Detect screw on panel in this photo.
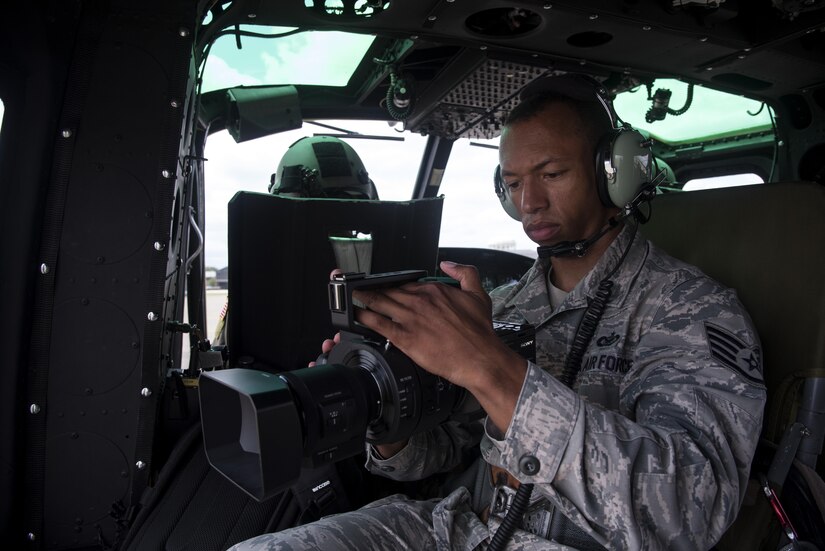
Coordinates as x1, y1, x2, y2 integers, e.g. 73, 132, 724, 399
141, 388, 152, 398
162, 169, 172, 179
29, 404, 41, 414
61, 129, 72, 138
40, 263, 49, 275
642, 25, 652, 31
154, 241, 165, 251
248, 13, 257, 18
543, 3, 553, 9
589, 14, 599, 20
170, 99, 180, 108
427, 15, 437, 21
136, 461, 146, 470
178, 27, 189, 37
699, 36, 709, 42
147, 312, 158, 321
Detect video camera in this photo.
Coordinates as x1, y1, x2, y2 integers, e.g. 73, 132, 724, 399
199, 270, 535, 501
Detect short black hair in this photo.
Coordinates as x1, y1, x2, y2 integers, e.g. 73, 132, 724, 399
504, 92, 613, 150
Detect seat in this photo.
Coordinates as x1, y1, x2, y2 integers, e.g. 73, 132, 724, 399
639, 181, 825, 548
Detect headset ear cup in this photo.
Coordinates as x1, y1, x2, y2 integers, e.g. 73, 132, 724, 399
595, 129, 652, 208
494, 165, 521, 221
605, 129, 653, 208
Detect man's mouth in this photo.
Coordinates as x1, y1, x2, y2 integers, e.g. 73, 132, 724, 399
524, 222, 559, 243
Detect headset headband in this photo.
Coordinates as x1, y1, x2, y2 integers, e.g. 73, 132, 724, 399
519, 74, 617, 130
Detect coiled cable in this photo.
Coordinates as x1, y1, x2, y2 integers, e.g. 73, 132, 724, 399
487, 483, 535, 551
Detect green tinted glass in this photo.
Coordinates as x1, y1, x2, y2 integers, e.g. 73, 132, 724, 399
201, 26, 375, 93
614, 79, 773, 145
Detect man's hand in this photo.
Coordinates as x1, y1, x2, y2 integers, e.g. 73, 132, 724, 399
353, 261, 528, 433
310, 268, 409, 457
308, 332, 340, 367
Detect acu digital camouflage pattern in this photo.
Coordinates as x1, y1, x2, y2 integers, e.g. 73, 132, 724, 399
229, 224, 766, 551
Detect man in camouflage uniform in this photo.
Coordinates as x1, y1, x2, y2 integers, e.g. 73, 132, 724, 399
229, 76, 765, 550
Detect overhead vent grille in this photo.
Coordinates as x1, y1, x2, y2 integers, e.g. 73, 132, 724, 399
410, 58, 552, 140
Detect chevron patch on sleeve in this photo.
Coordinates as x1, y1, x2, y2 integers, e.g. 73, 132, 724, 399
704, 322, 762, 384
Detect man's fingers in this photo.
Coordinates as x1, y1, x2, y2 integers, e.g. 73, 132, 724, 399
320, 338, 337, 354
354, 307, 396, 340
311, 332, 342, 367
439, 261, 484, 295
352, 288, 405, 318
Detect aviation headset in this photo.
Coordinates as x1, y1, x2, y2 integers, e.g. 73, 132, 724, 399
494, 74, 653, 221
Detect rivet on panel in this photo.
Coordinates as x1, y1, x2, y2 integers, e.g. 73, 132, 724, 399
40, 263, 49, 275
162, 170, 172, 179
147, 312, 158, 321
136, 460, 147, 470
170, 99, 180, 108
61, 129, 72, 138
141, 388, 152, 398
178, 27, 189, 37
154, 241, 166, 251
29, 404, 41, 414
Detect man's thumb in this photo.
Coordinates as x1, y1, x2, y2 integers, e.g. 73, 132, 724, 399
439, 261, 483, 293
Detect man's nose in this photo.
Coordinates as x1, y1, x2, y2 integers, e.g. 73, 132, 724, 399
518, 176, 548, 214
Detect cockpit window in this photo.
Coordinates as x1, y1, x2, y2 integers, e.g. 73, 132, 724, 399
203, 120, 426, 270
201, 26, 376, 93
613, 79, 774, 145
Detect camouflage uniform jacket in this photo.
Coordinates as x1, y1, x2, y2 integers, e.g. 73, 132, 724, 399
366, 225, 766, 550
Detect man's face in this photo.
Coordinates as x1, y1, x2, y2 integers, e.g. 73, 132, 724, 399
498, 102, 614, 246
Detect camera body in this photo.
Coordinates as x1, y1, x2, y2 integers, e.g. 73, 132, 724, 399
199, 270, 534, 501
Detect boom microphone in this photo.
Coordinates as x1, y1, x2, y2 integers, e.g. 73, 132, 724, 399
537, 183, 657, 259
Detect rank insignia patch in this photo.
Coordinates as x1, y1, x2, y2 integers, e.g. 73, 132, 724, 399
705, 322, 762, 384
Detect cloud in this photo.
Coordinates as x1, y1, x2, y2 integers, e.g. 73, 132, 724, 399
201, 53, 265, 93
